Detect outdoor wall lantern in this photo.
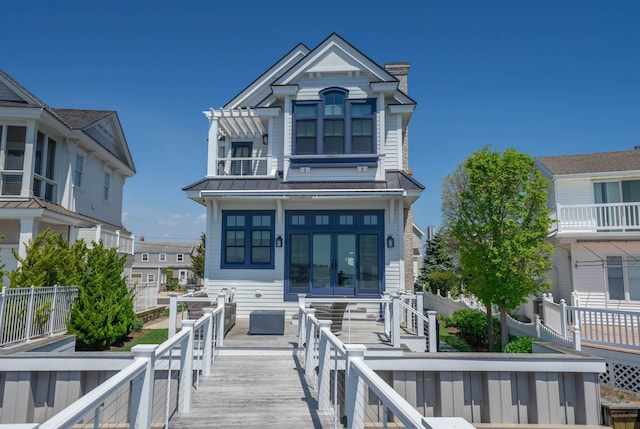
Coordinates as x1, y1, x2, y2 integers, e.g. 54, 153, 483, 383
275, 235, 283, 247
386, 235, 394, 248
262, 133, 269, 145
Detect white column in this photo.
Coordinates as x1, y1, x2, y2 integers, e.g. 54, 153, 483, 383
316, 321, 333, 411
206, 113, 219, 176
21, 123, 36, 198
202, 308, 214, 376
179, 320, 195, 413
344, 344, 367, 429
168, 294, 178, 338
131, 344, 157, 429
18, 217, 39, 259
391, 295, 401, 347
216, 292, 226, 347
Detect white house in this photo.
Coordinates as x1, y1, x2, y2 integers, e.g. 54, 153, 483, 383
184, 34, 424, 316
536, 147, 640, 311
0, 70, 136, 274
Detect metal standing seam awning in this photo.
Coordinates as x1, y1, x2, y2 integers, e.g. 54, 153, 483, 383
211, 108, 267, 139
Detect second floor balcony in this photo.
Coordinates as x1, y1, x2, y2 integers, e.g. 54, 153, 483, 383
555, 202, 640, 234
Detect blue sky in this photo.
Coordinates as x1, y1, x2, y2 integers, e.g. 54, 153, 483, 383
3, 1, 639, 242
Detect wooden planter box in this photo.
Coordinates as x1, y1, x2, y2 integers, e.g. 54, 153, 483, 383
602, 402, 640, 429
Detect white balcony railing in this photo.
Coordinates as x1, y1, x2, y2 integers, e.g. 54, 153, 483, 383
216, 156, 272, 176
556, 202, 640, 233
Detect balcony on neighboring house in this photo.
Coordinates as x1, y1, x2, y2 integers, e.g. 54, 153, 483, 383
77, 225, 134, 254
555, 202, 640, 234
216, 155, 273, 177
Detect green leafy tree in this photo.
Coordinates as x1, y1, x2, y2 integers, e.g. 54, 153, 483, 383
67, 241, 137, 350
7, 229, 84, 288
190, 232, 205, 283
443, 146, 553, 349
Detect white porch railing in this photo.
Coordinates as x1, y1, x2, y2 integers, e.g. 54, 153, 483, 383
128, 282, 158, 313
398, 293, 438, 352
0, 302, 225, 428
541, 293, 640, 350
556, 202, 640, 233
299, 305, 475, 429
216, 156, 272, 176
0, 285, 78, 347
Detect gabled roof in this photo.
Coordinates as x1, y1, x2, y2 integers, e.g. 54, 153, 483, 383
220, 33, 415, 110
0, 70, 136, 174
536, 148, 640, 176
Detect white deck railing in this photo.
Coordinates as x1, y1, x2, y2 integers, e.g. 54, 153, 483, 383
556, 202, 640, 233
0, 285, 78, 346
0, 301, 225, 428
216, 156, 272, 176
298, 305, 475, 429
541, 293, 640, 349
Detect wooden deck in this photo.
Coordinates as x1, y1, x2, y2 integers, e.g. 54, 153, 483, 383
168, 316, 394, 428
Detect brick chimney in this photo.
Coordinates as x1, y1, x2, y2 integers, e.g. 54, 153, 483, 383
384, 62, 416, 292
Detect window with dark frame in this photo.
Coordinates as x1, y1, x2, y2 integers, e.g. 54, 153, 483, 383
293, 89, 376, 157
222, 211, 275, 268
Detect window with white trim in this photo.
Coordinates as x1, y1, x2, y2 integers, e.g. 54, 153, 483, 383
606, 256, 640, 301
159, 253, 167, 262
74, 154, 84, 188
141, 253, 149, 262
147, 273, 156, 282
177, 253, 184, 262
0, 125, 26, 195
103, 171, 110, 200
34, 131, 57, 202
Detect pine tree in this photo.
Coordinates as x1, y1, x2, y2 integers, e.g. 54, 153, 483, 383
68, 241, 137, 350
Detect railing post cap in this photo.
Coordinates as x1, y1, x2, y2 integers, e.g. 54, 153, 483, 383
132, 344, 157, 357
203, 307, 215, 314
306, 308, 316, 315
182, 320, 196, 328
344, 344, 367, 354
318, 320, 332, 329
427, 310, 437, 315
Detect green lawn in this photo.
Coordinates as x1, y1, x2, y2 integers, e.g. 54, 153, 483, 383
438, 326, 473, 352
118, 329, 168, 351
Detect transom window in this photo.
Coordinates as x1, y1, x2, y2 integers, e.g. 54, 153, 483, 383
222, 211, 275, 269
293, 88, 376, 156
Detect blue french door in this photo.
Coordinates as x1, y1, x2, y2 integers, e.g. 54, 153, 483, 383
286, 211, 383, 299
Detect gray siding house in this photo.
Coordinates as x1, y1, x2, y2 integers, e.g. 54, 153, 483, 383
130, 240, 198, 288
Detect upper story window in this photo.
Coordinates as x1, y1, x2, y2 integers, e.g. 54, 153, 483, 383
159, 253, 167, 262
595, 180, 640, 204
222, 210, 275, 269
177, 253, 184, 262
74, 154, 84, 188
0, 125, 26, 195
141, 253, 149, 262
34, 131, 57, 201
293, 89, 376, 157
103, 171, 110, 200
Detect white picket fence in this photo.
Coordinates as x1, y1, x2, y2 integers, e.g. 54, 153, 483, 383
0, 285, 79, 347
128, 282, 159, 313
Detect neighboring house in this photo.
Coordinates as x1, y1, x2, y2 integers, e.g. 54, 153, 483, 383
130, 240, 198, 288
0, 70, 136, 275
536, 147, 640, 311
184, 33, 424, 316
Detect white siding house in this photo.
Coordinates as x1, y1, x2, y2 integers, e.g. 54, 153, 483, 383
184, 34, 424, 317
536, 148, 640, 311
0, 70, 136, 276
